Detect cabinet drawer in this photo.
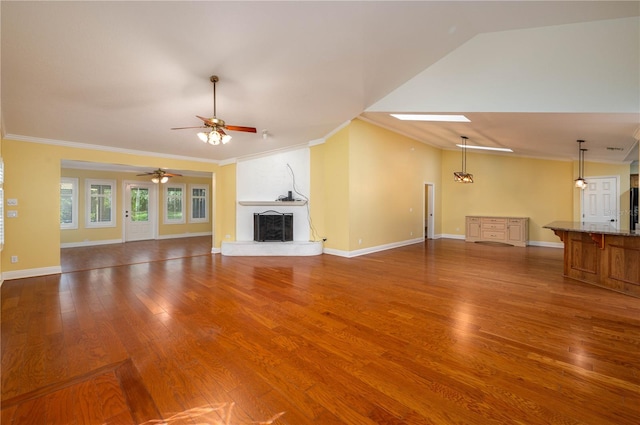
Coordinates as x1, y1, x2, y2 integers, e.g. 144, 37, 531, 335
508, 218, 523, 224
467, 216, 480, 222
482, 222, 506, 231
482, 230, 506, 240
482, 218, 506, 224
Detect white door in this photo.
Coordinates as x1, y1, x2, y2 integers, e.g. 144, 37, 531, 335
581, 176, 619, 227
124, 182, 156, 241
424, 183, 435, 239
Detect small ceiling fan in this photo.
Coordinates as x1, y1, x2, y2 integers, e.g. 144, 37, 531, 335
137, 168, 182, 184
171, 75, 257, 145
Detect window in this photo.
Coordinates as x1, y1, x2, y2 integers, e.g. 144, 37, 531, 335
86, 179, 116, 227
189, 184, 209, 223
164, 184, 185, 224
60, 177, 78, 229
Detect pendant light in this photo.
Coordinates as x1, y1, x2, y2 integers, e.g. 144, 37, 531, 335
454, 136, 474, 183
574, 140, 587, 189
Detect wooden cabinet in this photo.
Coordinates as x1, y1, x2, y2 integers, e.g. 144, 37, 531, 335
466, 216, 528, 247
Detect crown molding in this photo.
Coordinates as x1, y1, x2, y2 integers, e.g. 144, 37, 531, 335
3, 134, 220, 165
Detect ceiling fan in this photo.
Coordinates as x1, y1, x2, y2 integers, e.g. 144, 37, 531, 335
137, 168, 182, 184
171, 75, 257, 145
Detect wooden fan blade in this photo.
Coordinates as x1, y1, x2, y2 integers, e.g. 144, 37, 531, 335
196, 115, 216, 126
226, 125, 257, 133
164, 173, 183, 177
136, 173, 153, 176
171, 126, 208, 130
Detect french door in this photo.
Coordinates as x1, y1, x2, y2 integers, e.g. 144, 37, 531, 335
124, 182, 157, 241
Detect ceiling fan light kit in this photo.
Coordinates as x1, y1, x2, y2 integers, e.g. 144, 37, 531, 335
138, 168, 182, 184
454, 136, 474, 183
171, 75, 257, 146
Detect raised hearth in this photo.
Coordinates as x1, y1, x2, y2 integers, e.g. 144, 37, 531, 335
221, 241, 323, 256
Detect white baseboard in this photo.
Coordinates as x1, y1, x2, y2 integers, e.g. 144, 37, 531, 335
324, 237, 424, 258
440, 234, 465, 240
3, 266, 62, 281
61, 239, 122, 248
157, 232, 212, 240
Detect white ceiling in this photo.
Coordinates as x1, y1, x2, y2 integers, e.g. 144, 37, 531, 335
2, 1, 639, 168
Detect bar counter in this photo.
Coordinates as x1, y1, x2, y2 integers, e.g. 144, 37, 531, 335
544, 221, 640, 297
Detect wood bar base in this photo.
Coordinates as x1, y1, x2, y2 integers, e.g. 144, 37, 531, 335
551, 229, 640, 297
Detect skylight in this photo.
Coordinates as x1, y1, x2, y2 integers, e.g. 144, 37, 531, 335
391, 114, 471, 122
455, 144, 513, 152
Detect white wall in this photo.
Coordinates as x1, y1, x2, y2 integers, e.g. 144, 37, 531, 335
236, 148, 311, 241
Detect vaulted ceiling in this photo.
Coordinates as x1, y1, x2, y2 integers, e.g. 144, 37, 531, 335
2, 1, 639, 166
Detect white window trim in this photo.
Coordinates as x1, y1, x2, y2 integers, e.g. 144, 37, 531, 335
86, 179, 116, 228
189, 184, 209, 223
164, 183, 186, 224
60, 177, 79, 230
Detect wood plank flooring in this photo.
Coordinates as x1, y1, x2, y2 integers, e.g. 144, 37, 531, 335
60, 236, 213, 273
3, 239, 640, 424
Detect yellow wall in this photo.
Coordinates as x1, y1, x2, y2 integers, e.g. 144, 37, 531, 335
348, 119, 442, 251
215, 163, 236, 248
308, 119, 443, 253
1, 126, 635, 275
316, 126, 350, 250
440, 151, 630, 243
1, 138, 219, 273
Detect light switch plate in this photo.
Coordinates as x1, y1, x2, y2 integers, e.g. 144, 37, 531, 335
7, 210, 17, 218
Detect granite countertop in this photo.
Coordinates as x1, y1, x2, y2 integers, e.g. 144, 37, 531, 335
543, 221, 640, 237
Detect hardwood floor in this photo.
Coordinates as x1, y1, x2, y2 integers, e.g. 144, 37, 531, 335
3, 239, 640, 424
60, 236, 213, 273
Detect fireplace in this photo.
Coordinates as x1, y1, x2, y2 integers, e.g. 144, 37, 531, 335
254, 211, 293, 242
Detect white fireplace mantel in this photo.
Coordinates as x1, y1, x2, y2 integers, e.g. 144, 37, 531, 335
238, 200, 307, 206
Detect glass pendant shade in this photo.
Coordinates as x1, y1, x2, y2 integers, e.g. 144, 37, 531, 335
151, 177, 160, 184
575, 140, 587, 190
454, 172, 474, 183
197, 129, 232, 145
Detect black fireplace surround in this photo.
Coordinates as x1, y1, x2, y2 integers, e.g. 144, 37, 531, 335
254, 211, 293, 242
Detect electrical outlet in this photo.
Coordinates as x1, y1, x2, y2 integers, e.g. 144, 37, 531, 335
7, 199, 18, 206
10, 256, 18, 263
7, 211, 17, 218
